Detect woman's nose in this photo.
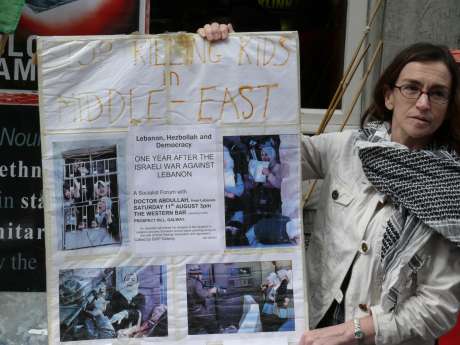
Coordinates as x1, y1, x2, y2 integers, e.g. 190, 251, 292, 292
415, 91, 431, 110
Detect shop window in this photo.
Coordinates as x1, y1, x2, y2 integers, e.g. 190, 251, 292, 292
150, 0, 368, 131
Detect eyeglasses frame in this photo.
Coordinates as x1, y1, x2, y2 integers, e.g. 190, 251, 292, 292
393, 83, 450, 105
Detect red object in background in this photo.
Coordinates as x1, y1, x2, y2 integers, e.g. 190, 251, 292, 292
439, 314, 460, 345
0, 0, 145, 92
450, 49, 460, 64
0, 92, 38, 105
18, 0, 137, 36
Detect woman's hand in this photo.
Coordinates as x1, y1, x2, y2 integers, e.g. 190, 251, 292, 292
299, 322, 355, 345
106, 209, 112, 223
225, 191, 235, 198
299, 316, 375, 345
197, 22, 234, 41
110, 310, 128, 325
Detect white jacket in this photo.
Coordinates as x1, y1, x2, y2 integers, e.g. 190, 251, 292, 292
302, 130, 460, 345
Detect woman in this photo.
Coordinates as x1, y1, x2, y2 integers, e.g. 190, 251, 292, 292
63, 178, 80, 231
300, 42, 460, 345
199, 25, 460, 345
224, 145, 247, 246
248, 140, 283, 222
94, 197, 112, 228
260, 271, 282, 332
224, 146, 245, 219
260, 143, 282, 190
107, 272, 145, 332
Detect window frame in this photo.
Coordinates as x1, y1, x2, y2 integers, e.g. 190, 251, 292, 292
300, 0, 369, 133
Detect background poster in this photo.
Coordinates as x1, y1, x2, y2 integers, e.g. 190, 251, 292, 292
0, 104, 45, 291
0, 0, 147, 93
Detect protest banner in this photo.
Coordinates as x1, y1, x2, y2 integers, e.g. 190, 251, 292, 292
38, 32, 305, 343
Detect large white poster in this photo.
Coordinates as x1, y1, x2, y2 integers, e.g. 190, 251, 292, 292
38, 33, 305, 344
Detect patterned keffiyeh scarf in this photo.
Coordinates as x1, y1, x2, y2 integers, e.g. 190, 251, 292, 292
355, 122, 460, 310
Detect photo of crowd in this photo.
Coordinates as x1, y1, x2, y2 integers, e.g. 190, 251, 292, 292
61, 146, 122, 250
186, 261, 294, 335
59, 265, 167, 341
223, 135, 300, 247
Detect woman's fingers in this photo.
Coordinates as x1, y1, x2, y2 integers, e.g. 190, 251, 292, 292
197, 23, 234, 41
219, 23, 234, 39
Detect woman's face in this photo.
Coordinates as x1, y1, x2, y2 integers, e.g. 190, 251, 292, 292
261, 149, 270, 161
98, 284, 107, 297
64, 189, 71, 199
98, 201, 106, 212
124, 273, 138, 287
386, 61, 451, 149
98, 185, 107, 197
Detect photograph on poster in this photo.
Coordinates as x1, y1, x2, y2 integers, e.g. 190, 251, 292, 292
59, 145, 122, 250
58, 265, 167, 341
186, 260, 294, 335
223, 135, 299, 248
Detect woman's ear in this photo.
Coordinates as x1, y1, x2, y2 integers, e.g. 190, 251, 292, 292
384, 86, 394, 111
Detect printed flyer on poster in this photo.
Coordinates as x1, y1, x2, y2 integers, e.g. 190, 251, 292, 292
37, 32, 306, 344
129, 125, 224, 255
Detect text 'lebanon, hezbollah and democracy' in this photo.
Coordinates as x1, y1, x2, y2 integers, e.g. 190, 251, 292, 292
134, 133, 215, 177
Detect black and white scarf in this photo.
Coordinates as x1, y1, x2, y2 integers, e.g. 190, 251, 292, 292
355, 122, 460, 311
